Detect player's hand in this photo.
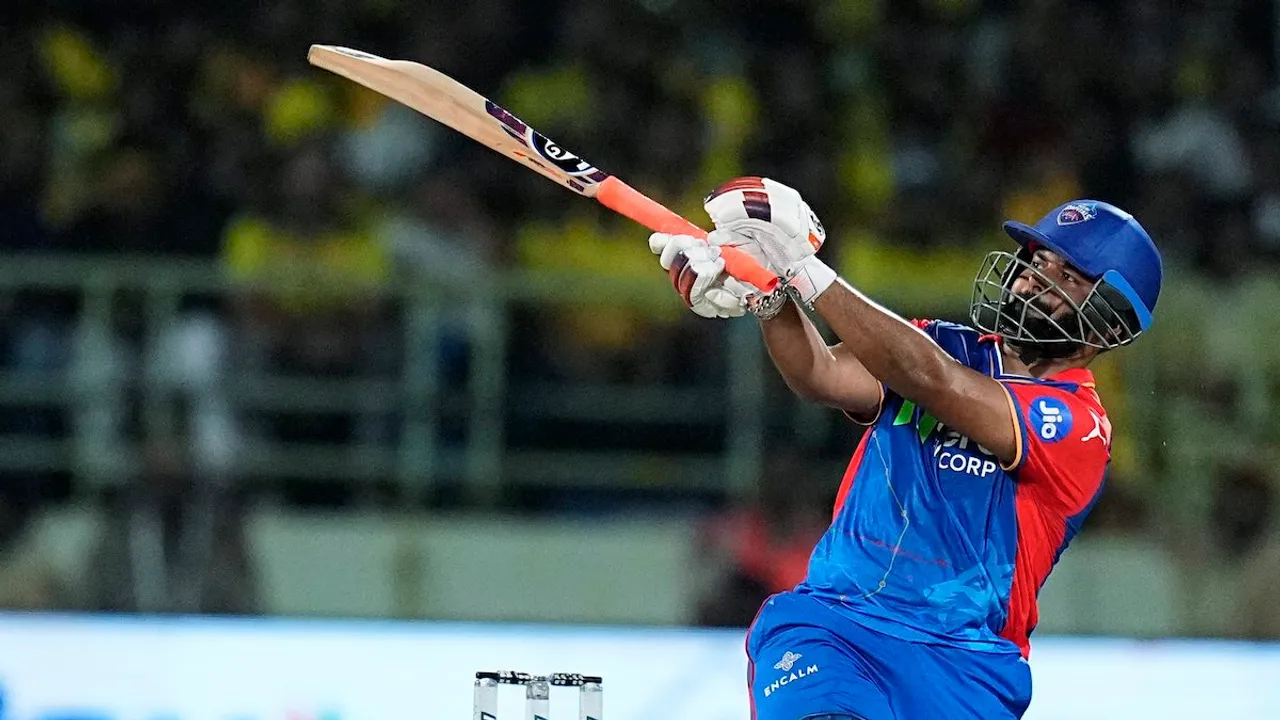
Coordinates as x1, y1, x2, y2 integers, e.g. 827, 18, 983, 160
649, 232, 757, 319
703, 176, 826, 277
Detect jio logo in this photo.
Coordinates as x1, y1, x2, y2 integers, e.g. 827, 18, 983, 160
1030, 397, 1073, 443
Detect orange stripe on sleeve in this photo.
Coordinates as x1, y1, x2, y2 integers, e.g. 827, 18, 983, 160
999, 383, 1024, 471
842, 382, 885, 426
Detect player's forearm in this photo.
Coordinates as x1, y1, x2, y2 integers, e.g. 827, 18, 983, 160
809, 280, 952, 401
758, 299, 878, 410
758, 300, 829, 400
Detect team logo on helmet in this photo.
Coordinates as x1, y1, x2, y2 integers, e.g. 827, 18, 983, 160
1056, 203, 1098, 226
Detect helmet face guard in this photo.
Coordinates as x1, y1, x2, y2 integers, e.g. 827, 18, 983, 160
969, 249, 1144, 352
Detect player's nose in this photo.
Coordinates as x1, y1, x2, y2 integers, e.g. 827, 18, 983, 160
1018, 267, 1048, 294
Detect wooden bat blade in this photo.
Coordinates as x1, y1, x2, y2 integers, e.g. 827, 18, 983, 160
307, 44, 607, 197
306, 44, 780, 293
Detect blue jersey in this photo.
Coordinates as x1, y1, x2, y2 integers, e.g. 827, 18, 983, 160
797, 320, 1112, 657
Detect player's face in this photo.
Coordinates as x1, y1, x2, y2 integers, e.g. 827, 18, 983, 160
1008, 249, 1093, 321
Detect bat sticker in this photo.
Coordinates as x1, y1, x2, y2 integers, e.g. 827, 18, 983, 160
485, 101, 607, 183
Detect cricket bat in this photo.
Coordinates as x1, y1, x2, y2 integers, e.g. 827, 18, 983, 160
306, 44, 781, 295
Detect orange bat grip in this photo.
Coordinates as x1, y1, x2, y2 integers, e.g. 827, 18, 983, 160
596, 176, 780, 292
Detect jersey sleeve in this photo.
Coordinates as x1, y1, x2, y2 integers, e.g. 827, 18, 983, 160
840, 319, 934, 426
999, 382, 1110, 512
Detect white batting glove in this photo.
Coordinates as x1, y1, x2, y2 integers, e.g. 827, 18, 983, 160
703, 176, 837, 305
649, 233, 757, 319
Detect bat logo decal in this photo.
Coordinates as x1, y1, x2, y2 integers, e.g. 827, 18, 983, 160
485, 101, 606, 182
531, 136, 591, 174
525, 130, 603, 179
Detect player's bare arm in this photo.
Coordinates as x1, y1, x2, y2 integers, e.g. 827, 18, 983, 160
807, 281, 1019, 461
757, 301, 882, 416
690, 176, 1016, 452
650, 231, 1016, 453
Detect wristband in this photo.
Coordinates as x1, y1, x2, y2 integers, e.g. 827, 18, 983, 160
784, 255, 837, 306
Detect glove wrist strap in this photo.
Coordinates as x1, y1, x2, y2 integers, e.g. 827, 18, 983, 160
784, 256, 837, 306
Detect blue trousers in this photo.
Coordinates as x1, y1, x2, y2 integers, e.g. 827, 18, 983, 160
746, 592, 1032, 720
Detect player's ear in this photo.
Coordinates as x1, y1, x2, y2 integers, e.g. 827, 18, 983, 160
1075, 343, 1103, 363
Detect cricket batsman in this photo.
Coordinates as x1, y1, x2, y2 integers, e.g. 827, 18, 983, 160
649, 177, 1162, 719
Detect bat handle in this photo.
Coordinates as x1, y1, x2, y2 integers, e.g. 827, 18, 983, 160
596, 177, 781, 293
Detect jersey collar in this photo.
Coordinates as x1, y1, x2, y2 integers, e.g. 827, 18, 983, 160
979, 333, 1097, 388
1046, 367, 1096, 388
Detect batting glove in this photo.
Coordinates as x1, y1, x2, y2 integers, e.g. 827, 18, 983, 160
649, 232, 757, 319
703, 176, 837, 306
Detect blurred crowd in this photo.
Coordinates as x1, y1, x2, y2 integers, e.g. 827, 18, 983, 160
0, 0, 1279, 634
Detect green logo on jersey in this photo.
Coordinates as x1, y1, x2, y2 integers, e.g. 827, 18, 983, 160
893, 399, 939, 442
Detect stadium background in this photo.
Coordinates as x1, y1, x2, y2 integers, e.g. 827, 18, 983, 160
2, 0, 1280, 716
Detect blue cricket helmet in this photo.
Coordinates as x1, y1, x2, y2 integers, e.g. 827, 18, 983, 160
1002, 200, 1163, 331
970, 200, 1163, 352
